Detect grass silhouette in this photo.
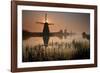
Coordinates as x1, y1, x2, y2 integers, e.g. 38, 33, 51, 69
22, 39, 90, 62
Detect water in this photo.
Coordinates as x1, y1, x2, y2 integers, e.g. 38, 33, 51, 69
22, 34, 90, 62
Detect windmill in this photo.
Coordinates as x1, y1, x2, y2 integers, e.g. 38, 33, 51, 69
36, 13, 54, 47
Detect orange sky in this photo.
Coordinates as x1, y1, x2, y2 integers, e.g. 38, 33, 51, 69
22, 10, 90, 34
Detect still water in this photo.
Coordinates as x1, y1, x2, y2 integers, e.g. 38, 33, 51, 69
22, 34, 90, 62
23, 34, 88, 47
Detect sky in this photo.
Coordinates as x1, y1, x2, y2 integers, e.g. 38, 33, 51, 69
22, 10, 90, 34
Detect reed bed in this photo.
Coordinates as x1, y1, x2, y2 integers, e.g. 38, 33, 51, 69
22, 40, 90, 62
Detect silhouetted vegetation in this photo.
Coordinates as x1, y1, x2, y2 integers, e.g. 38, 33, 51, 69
22, 39, 90, 62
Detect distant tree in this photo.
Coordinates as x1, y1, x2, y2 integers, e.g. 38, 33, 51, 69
82, 32, 90, 40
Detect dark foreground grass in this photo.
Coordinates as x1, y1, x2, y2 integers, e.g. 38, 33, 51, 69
22, 40, 90, 62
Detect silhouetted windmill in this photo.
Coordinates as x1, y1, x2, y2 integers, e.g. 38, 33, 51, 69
36, 13, 54, 47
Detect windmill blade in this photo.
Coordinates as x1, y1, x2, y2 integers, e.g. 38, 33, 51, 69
36, 22, 44, 24
48, 23, 54, 25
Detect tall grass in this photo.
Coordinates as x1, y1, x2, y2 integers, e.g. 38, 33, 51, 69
22, 40, 90, 62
